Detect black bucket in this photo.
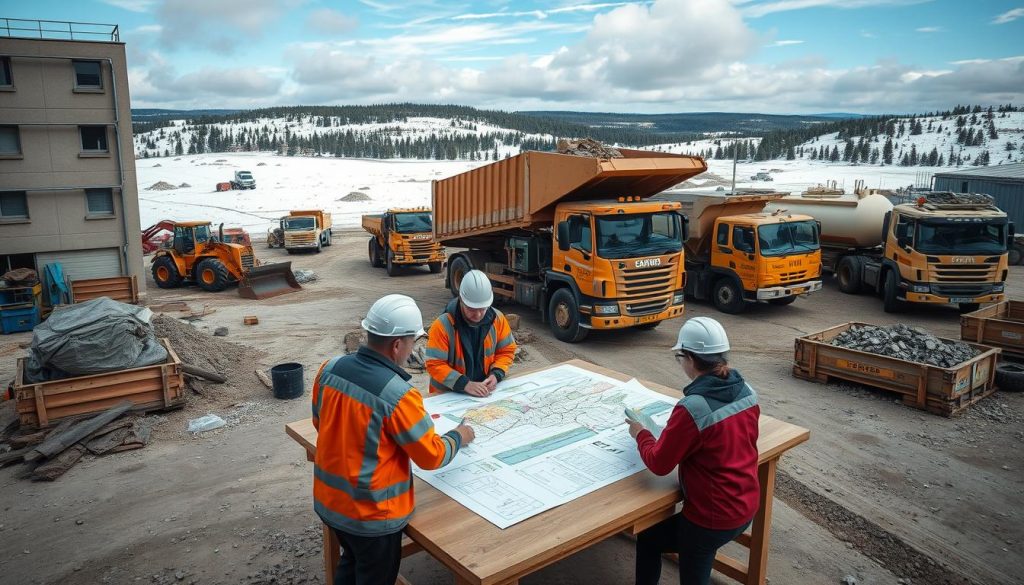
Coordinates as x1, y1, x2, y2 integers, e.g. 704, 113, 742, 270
270, 362, 304, 399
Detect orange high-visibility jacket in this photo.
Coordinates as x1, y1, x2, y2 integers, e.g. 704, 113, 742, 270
425, 300, 517, 394
312, 347, 463, 536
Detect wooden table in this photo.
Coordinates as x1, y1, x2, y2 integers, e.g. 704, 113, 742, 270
286, 359, 809, 585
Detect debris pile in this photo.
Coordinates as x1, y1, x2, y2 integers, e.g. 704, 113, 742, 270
178, 182, 191, 188
924, 191, 993, 205
146, 181, 177, 191
556, 138, 622, 159
292, 269, 318, 284
830, 324, 979, 368
339, 191, 371, 202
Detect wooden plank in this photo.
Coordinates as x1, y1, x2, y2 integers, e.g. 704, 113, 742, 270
712, 553, 749, 583
0, 446, 31, 466
745, 459, 777, 585
25, 400, 133, 462
31, 444, 87, 481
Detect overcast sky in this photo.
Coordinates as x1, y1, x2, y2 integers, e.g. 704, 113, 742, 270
9, 0, 1024, 114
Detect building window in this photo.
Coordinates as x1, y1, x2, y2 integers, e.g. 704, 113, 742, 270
0, 191, 29, 219
86, 188, 115, 216
0, 57, 11, 86
80, 126, 109, 152
0, 126, 20, 155
73, 60, 102, 88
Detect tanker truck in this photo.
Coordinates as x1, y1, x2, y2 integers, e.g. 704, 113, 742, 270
432, 149, 707, 342
656, 191, 822, 313
767, 182, 1011, 313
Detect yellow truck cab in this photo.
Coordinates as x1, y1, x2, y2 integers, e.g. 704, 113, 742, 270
283, 209, 333, 253
769, 187, 1010, 313
433, 149, 706, 343
362, 208, 446, 276
661, 192, 822, 313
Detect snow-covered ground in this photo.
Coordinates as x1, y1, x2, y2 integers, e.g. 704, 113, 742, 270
135, 153, 950, 234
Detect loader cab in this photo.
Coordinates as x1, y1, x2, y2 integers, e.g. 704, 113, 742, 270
173, 223, 212, 255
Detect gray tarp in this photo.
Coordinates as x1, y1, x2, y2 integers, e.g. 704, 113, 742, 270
24, 297, 168, 383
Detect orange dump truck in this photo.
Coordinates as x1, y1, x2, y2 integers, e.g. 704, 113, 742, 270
362, 208, 446, 276
432, 149, 707, 342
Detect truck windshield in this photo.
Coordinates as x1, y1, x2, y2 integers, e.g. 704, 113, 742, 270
596, 212, 682, 259
394, 212, 432, 233
238, 172, 253, 179
757, 221, 820, 257
285, 217, 315, 230
915, 221, 1006, 254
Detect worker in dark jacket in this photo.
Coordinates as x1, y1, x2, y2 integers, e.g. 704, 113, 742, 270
626, 317, 760, 585
312, 294, 475, 585
426, 270, 516, 396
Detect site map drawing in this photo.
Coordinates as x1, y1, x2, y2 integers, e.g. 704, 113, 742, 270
413, 364, 676, 529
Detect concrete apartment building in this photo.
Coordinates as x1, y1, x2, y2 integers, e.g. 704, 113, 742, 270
0, 19, 144, 293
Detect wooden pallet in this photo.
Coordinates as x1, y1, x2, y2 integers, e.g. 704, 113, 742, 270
961, 301, 1024, 360
793, 322, 1000, 418
70, 276, 139, 305
13, 338, 185, 428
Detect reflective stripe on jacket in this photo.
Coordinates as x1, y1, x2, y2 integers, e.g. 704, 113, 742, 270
425, 302, 517, 394
312, 346, 463, 536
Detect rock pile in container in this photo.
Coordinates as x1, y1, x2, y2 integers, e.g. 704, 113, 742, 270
556, 138, 622, 158
830, 324, 979, 368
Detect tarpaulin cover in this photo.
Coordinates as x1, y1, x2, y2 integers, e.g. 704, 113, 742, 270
24, 297, 168, 383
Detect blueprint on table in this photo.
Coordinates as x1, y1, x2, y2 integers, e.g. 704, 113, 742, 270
414, 364, 677, 529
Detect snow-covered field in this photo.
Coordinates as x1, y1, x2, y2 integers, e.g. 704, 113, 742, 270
135, 153, 949, 234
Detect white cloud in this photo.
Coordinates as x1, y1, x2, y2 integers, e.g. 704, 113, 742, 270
992, 8, 1024, 24
306, 8, 358, 35
770, 39, 805, 46
156, 0, 301, 52
129, 54, 286, 106
100, 0, 158, 12
915, 26, 942, 33
453, 3, 641, 20
742, 0, 931, 19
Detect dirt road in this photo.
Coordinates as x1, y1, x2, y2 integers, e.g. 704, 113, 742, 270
2, 230, 1021, 585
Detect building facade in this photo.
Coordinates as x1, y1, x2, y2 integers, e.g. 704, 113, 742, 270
933, 164, 1024, 226
0, 21, 144, 293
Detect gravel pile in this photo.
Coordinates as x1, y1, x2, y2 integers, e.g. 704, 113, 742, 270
925, 192, 993, 205
339, 191, 370, 202
556, 138, 622, 158
146, 181, 177, 191
830, 324, 979, 368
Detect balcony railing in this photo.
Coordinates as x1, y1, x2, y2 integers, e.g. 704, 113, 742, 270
0, 18, 119, 42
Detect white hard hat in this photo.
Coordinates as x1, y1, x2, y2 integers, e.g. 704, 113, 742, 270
672, 317, 730, 354
361, 294, 426, 337
459, 270, 493, 309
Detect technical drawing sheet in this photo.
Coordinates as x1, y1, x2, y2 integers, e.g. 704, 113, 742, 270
413, 364, 677, 529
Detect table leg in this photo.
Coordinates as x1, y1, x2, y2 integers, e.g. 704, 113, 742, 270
745, 459, 777, 585
323, 523, 340, 584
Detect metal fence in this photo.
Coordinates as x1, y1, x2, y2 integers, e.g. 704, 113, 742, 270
0, 18, 119, 42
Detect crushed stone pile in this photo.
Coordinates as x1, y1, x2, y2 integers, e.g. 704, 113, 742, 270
830, 324, 979, 368
178, 182, 191, 188
292, 269, 317, 284
146, 181, 177, 191
924, 191, 993, 205
556, 138, 622, 158
339, 191, 371, 202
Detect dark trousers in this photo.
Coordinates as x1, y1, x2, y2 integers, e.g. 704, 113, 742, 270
331, 527, 403, 585
636, 513, 750, 585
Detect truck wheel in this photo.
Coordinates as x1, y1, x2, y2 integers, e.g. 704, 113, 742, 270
959, 303, 981, 313
368, 239, 378, 266
386, 249, 398, 276
769, 296, 797, 306
837, 256, 864, 294
428, 262, 443, 274
448, 257, 471, 296
712, 278, 746, 314
548, 288, 589, 343
882, 270, 902, 313
316, 239, 323, 253
995, 362, 1024, 392
152, 256, 182, 289
195, 258, 230, 292
325, 230, 332, 247
1009, 244, 1023, 265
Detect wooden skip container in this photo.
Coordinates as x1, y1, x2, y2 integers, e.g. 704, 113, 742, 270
13, 338, 186, 428
960, 301, 1024, 359
793, 322, 1000, 417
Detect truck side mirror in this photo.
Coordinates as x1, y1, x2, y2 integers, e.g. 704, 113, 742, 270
557, 221, 570, 251
680, 214, 689, 241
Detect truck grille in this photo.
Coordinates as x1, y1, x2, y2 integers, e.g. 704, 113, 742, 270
285, 233, 316, 245
616, 257, 676, 316
407, 240, 438, 260
931, 283, 994, 296
241, 253, 254, 270
779, 270, 809, 283
930, 263, 999, 297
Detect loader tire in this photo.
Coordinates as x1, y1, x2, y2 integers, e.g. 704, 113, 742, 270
195, 258, 230, 292
995, 362, 1024, 392
152, 256, 182, 289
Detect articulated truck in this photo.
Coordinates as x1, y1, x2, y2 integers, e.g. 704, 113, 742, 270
658, 192, 823, 313
432, 149, 707, 342
767, 184, 1011, 313
362, 208, 446, 276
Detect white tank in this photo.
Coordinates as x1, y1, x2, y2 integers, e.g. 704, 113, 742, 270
765, 191, 894, 248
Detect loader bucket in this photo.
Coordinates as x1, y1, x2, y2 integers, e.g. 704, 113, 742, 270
238, 262, 301, 300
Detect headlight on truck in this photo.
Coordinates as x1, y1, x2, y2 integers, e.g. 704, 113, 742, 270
993, 283, 1004, 293
672, 292, 684, 305
594, 304, 619, 315
912, 284, 930, 293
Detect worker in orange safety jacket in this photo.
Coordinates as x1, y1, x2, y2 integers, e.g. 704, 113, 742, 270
312, 294, 475, 585
425, 270, 517, 397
